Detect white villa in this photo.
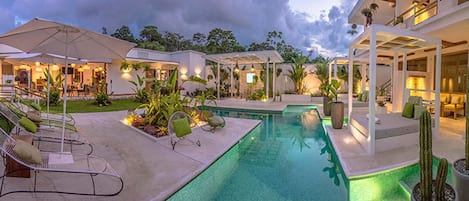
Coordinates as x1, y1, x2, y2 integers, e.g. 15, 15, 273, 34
345, 0, 469, 154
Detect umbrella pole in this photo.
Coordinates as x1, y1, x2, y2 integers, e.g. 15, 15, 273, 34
61, 32, 69, 153
47, 64, 50, 122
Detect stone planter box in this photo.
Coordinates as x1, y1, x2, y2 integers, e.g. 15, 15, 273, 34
281, 94, 310, 102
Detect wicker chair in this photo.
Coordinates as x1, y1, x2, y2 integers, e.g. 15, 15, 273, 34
168, 111, 201, 150
0, 128, 123, 197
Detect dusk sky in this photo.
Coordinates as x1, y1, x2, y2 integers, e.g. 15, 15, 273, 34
0, 0, 359, 57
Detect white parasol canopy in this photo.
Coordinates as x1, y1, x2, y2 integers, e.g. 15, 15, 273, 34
0, 18, 135, 156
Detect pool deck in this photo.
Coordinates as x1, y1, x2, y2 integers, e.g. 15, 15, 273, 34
316, 104, 465, 178
0, 110, 260, 201
1, 97, 465, 200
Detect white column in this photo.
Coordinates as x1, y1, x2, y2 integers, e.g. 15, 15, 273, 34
230, 65, 234, 97
266, 57, 270, 98
348, 50, 354, 122
392, 52, 399, 112
328, 62, 333, 83
273, 62, 276, 97
434, 43, 442, 137
333, 59, 338, 80
361, 64, 366, 92
217, 62, 220, 100
401, 52, 407, 110
369, 29, 377, 155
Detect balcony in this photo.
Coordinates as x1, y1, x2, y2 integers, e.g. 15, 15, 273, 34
386, 1, 438, 28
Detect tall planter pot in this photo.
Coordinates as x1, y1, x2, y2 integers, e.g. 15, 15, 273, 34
453, 159, 469, 201
331, 101, 344, 129
323, 96, 331, 116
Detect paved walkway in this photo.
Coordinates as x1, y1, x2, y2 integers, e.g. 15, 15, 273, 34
0, 110, 260, 201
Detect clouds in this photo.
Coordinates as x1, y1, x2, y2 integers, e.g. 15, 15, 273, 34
0, 0, 359, 57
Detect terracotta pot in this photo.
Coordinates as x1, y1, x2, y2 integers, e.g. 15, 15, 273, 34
323, 96, 331, 116
331, 101, 344, 129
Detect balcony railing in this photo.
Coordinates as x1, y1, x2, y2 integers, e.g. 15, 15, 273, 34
385, 1, 438, 27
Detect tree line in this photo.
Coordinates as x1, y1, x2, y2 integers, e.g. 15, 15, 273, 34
104, 25, 324, 63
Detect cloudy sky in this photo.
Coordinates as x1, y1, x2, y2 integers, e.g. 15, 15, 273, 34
0, 0, 359, 57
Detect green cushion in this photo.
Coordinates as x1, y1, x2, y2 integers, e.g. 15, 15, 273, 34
27, 111, 42, 122
413, 105, 427, 120
29, 102, 41, 111
208, 115, 225, 127
171, 117, 192, 137
402, 102, 414, 118
13, 139, 43, 165
19, 117, 37, 133
408, 96, 422, 105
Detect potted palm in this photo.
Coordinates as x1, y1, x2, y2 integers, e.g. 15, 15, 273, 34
328, 80, 344, 129
314, 60, 330, 116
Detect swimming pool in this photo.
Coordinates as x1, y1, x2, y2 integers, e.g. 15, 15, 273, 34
168, 105, 348, 200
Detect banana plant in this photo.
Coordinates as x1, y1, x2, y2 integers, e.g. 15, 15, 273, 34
129, 74, 148, 103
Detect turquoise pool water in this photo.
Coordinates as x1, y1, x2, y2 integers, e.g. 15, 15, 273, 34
169, 105, 348, 200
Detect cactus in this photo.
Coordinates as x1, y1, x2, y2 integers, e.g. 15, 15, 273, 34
436, 158, 449, 201
419, 111, 432, 201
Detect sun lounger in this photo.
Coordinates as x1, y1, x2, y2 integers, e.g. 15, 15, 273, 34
0, 128, 123, 197
0, 102, 92, 155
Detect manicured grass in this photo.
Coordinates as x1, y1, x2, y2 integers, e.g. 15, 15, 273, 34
44, 98, 142, 113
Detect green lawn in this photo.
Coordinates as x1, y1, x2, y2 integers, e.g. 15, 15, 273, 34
44, 98, 142, 113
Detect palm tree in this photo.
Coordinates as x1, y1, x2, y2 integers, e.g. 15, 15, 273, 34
312, 59, 330, 95
288, 55, 309, 94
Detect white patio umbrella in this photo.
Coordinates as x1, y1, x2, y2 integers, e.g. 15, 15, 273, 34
0, 18, 135, 157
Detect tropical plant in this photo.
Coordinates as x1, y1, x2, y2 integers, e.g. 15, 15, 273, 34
44, 71, 64, 106
413, 111, 455, 201
94, 80, 113, 106
361, 3, 379, 27
120, 61, 151, 72
288, 55, 309, 94
129, 74, 148, 103
320, 79, 341, 102
313, 60, 329, 88
134, 69, 207, 136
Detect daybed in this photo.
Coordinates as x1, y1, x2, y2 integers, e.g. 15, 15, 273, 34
349, 113, 420, 152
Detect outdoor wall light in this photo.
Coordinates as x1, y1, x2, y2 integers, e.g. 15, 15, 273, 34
52, 64, 59, 71
250, 64, 255, 72
83, 64, 90, 70
70, 63, 76, 68
35, 61, 40, 67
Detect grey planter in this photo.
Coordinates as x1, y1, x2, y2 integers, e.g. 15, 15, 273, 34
453, 159, 469, 201
323, 96, 331, 116
331, 101, 344, 129
411, 181, 456, 201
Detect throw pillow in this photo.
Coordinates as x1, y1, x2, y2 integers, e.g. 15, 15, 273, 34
402, 102, 414, 118
30, 102, 42, 111
171, 117, 192, 137
413, 105, 427, 120
19, 117, 37, 133
27, 111, 42, 122
451, 95, 461, 104
13, 139, 43, 165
